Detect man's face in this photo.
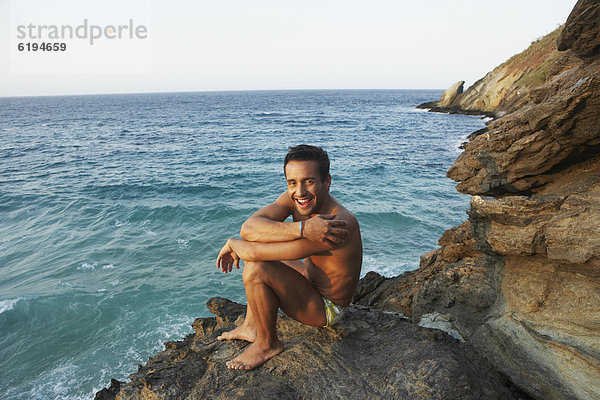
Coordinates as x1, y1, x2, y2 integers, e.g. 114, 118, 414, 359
285, 160, 331, 216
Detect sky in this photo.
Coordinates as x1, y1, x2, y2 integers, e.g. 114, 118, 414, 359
1, 0, 579, 97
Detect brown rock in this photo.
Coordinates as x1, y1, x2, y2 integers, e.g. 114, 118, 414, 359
407, 2, 600, 399
96, 298, 523, 400
354, 222, 496, 339
557, 0, 600, 58
468, 195, 563, 256
446, 60, 600, 196
545, 183, 600, 263
417, 27, 573, 116
471, 255, 600, 400
438, 80, 464, 107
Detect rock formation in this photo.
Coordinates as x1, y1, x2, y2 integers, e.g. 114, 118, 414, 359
418, 24, 579, 117
95, 298, 525, 400
97, 1, 600, 399
557, 0, 600, 58
438, 81, 465, 107
362, 1, 600, 399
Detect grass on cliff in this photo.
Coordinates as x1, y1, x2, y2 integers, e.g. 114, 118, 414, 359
500, 26, 564, 88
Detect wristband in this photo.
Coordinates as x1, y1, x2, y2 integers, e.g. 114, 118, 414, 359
300, 220, 305, 238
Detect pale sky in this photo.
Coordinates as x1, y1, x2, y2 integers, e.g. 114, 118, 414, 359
1, 0, 578, 97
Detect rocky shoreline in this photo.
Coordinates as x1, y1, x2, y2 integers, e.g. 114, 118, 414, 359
96, 298, 529, 399
96, 1, 599, 398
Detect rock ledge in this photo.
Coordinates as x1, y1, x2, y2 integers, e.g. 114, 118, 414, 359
95, 297, 526, 400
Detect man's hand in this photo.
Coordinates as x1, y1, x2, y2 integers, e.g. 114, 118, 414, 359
217, 239, 241, 274
303, 214, 349, 249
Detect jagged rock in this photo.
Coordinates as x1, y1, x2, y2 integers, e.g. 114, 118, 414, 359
354, 222, 497, 339
409, 3, 600, 398
96, 297, 524, 400
557, 0, 600, 58
417, 26, 573, 116
358, 185, 600, 400
94, 379, 123, 400
464, 186, 600, 399
417, 312, 464, 342
446, 58, 600, 196
468, 195, 564, 256
438, 80, 464, 107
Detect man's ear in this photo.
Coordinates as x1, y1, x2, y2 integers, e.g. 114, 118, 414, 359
325, 174, 331, 191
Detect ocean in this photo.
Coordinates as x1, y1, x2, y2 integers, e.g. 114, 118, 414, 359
0, 90, 486, 399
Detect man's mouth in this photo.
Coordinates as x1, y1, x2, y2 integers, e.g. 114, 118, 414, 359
295, 197, 312, 209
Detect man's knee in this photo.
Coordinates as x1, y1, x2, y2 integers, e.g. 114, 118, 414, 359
242, 260, 269, 284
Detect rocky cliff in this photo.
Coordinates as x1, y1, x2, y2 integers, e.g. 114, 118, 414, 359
360, 1, 600, 399
96, 1, 599, 399
417, 24, 577, 117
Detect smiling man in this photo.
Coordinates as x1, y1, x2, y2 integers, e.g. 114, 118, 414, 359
216, 144, 363, 370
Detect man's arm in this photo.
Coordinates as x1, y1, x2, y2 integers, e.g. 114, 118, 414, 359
240, 192, 350, 247
239, 192, 300, 242
216, 237, 330, 273
228, 238, 330, 262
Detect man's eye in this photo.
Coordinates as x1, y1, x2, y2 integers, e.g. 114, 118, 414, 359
287, 182, 296, 187
306, 180, 315, 185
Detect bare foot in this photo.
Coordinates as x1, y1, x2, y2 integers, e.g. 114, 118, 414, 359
226, 340, 284, 370
217, 324, 257, 342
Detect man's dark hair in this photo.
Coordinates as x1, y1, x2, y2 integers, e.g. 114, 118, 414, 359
284, 145, 330, 181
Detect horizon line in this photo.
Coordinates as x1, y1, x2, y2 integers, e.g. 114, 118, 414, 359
0, 87, 446, 99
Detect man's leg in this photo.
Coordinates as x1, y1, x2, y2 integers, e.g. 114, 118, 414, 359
217, 304, 257, 342
217, 260, 306, 343
225, 260, 326, 370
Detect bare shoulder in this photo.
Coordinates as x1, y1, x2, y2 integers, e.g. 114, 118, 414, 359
251, 191, 293, 221
332, 201, 360, 232
274, 190, 293, 207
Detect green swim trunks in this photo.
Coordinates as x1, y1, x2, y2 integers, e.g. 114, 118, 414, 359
323, 297, 345, 327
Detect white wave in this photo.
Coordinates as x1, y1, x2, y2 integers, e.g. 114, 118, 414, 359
177, 238, 189, 249
102, 264, 115, 270
144, 229, 157, 236
25, 362, 83, 400
0, 298, 20, 314
402, 106, 429, 113
115, 219, 130, 227
360, 254, 417, 278
78, 262, 97, 271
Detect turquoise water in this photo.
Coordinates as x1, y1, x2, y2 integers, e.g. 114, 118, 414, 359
0, 90, 486, 399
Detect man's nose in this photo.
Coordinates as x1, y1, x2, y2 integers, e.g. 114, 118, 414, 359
298, 182, 308, 196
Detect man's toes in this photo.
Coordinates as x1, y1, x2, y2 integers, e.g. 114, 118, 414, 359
227, 360, 240, 370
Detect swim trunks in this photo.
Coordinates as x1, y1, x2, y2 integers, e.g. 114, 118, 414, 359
323, 297, 345, 327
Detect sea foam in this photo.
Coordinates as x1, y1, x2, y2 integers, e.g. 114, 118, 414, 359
0, 298, 20, 314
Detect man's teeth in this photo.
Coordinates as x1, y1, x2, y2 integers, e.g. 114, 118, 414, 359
297, 198, 310, 204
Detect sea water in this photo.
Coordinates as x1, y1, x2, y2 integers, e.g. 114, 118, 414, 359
0, 90, 486, 399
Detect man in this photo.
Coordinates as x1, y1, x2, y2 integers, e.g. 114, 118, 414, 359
216, 144, 363, 370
